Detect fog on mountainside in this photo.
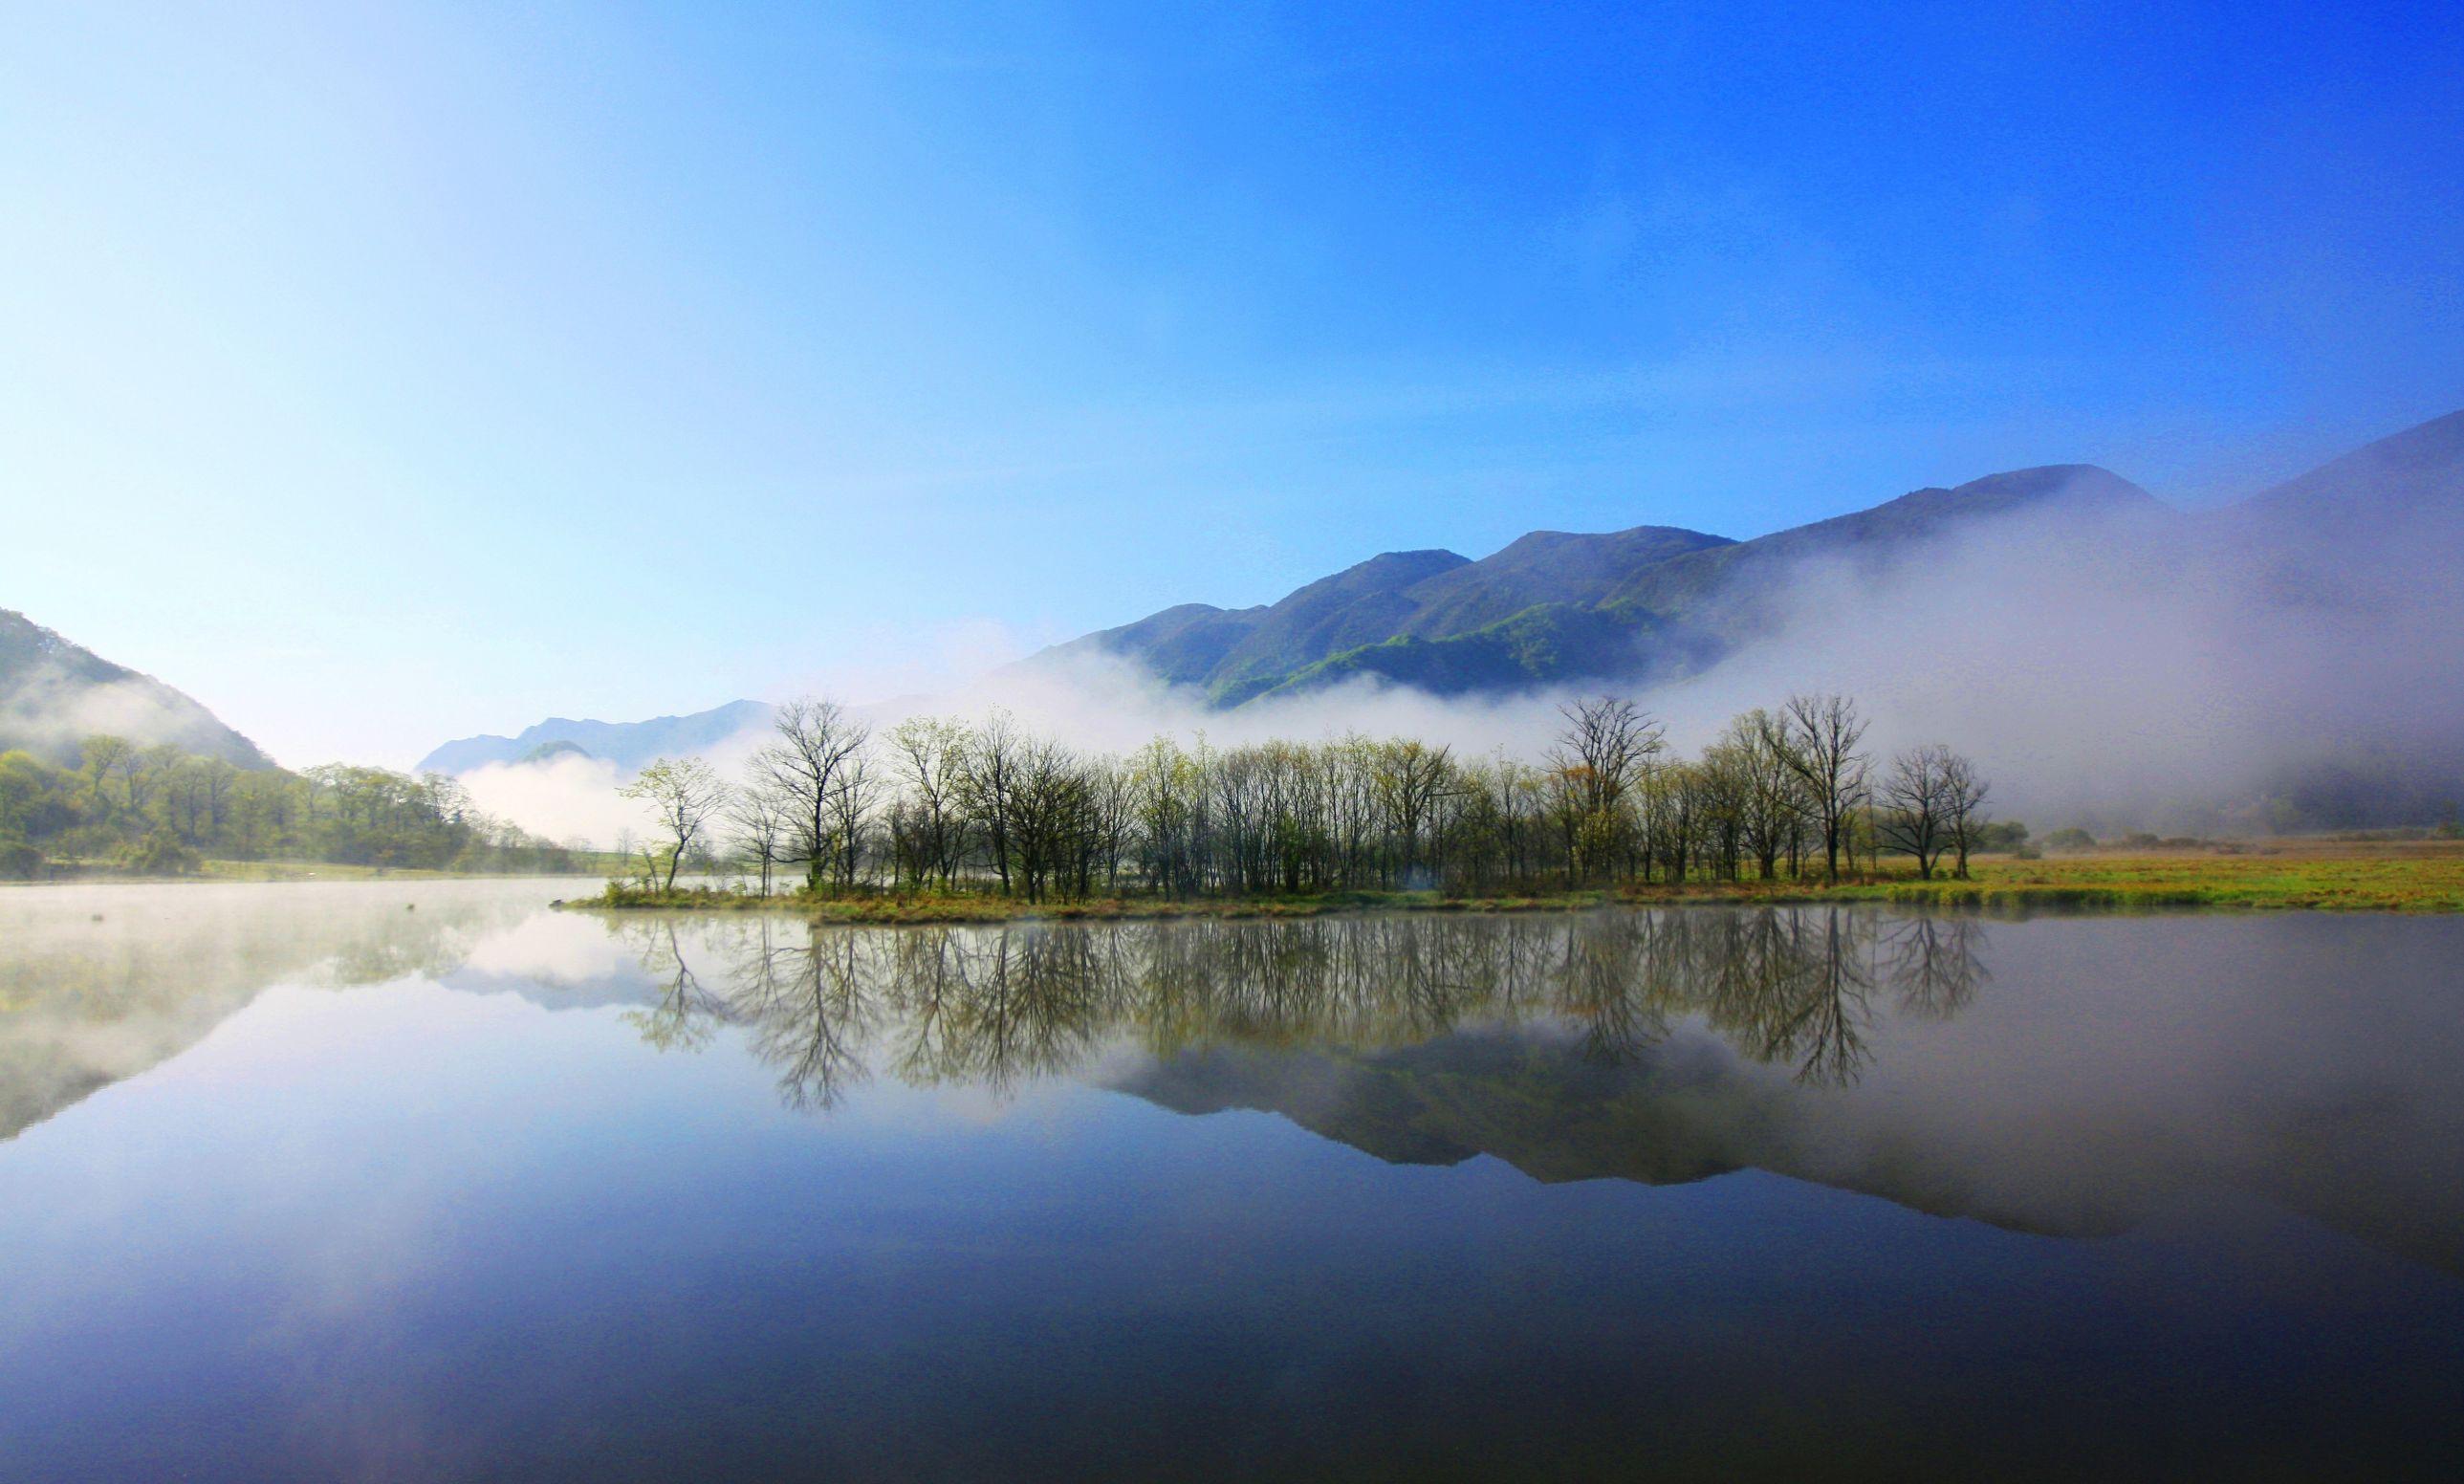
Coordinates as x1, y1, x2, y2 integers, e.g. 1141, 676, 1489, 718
0, 610, 272, 770
436, 411, 2464, 842
1, 614, 585, 877
988, 412, 2464, 832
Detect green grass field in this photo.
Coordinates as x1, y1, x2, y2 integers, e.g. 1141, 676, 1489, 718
4, 858, 615, 885
1813, 846, 2464, 912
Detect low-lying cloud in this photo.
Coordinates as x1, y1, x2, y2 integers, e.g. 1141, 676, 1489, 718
457, 753, 647, 850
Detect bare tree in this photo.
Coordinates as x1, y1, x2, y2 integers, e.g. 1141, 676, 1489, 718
1939, 750, 1992, 880
1006, 736, 1091, 902
620, 756, 731, 890
1717, 709, 1805, 880
726, 775, 791, 895
1372, 738, 1458, 885
1548, 696, 1665, 882
825, 746, 879, 889
1764, 694, 1869, 883
1877, 744, 1953, 880
885, 715, 970, 890
758, 697, 871, 893
957, 711, 1025, 895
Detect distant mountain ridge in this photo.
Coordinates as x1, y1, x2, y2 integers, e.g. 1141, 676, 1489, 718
415, 698, 774, 775
0, 609, 273, 768
1033, 463, 2170, 703
415, 410, 2463, 775
1030, 416, 2458, 704
2236, 407, 2464, 540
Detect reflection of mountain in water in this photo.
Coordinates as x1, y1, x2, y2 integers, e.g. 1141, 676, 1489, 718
607, 909, 2464, 1274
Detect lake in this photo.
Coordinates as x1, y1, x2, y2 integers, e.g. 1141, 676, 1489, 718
2, 880, 2460, 1480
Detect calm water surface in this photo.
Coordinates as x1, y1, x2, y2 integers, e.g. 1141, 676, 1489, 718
1, 880, 2460, 1481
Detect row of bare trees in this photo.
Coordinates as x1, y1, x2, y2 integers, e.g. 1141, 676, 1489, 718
617, 693, 1994, 900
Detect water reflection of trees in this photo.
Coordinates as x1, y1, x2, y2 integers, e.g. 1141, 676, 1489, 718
622, 921, 729, 1053
611, 907, 1990, 1107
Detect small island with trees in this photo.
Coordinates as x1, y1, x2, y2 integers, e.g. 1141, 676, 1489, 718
582, 693, 2464, 919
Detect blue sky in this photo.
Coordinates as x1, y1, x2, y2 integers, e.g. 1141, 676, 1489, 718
4, 1, 2459, 764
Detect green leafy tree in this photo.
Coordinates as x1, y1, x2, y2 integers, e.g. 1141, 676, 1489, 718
621, 756, 730, 891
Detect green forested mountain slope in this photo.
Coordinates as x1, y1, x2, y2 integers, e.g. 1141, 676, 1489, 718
1035, 462, 2167, 703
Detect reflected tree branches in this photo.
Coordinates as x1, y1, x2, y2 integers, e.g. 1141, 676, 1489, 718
606, 907, 1992, 1108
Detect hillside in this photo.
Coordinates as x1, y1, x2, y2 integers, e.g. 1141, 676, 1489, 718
417, 698, 773, 775
1028, 410, 2464, 706
414, 410, 2464, 789
0, 609, 273, 768
2237, 407, 2464, 537
1036, 464, 2162, 702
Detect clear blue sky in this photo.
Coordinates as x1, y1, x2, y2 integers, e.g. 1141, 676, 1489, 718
5, 1, 2458, 765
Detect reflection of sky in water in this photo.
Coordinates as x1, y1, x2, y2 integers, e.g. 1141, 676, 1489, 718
1, 882, 2461, 1481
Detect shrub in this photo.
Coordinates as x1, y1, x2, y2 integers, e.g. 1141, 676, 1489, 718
1974, 820, 2031, 852
121, 829, 203, 877
2044, 828, 2097, 853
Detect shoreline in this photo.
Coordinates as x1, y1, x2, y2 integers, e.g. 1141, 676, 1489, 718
557, 850, 2464, 921
2, 861, 611, 887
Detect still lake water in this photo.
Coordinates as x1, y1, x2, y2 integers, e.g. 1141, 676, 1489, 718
1, 881, 2460, 1481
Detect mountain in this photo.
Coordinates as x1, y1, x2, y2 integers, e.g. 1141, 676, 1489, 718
2237, 407, 2464, 539
1592, 464, 2163, 641
1107, 1013, 2464, 1276
415, 698, 773, 775
1030, 463, 2169, 703
0, 609, 273, 768
1112, 1036, 2100, 1234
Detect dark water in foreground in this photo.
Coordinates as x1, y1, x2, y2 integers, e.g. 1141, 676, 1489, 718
1, 882, 2460, 1481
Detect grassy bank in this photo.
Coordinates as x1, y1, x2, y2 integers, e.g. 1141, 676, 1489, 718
565, 843, 2464, 920
6, 858, 618, 885
567, 883, 1618, 924
1823, 843, 2464, 913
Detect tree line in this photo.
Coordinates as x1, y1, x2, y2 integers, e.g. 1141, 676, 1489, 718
621, 692, 2008, 901
0, 734, 586, 877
